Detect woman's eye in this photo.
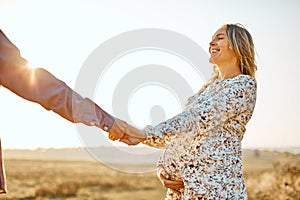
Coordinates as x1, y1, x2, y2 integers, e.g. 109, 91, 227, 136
218, 37, 224, 40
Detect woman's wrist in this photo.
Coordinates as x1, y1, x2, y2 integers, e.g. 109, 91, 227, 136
127, 126, 146, 139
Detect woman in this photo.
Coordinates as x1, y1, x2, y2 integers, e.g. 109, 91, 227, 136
110, 23, 257, 199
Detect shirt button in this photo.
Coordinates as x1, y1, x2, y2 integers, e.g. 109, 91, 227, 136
103, 125, 109, 131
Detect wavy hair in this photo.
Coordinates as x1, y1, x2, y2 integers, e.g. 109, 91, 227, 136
199, 23, 257, 93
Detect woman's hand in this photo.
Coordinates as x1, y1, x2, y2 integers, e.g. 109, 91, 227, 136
108, 118, 146, 144
119, 126, 146, 145
157, 166, 184, 195
119, 134, 144, 145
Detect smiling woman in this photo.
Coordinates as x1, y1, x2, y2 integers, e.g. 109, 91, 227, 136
108, 23, 258, 199
203, 23, 256, 96
209, 28, 235, 66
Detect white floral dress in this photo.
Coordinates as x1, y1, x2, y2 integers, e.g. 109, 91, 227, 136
143, 74, 257, 200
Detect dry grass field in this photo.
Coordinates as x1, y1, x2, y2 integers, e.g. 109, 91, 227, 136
0, 149, 299, 200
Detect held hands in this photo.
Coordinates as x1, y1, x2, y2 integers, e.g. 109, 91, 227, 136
119, 134, 144, 145
107, 118, 146, 145
107, 120, 184, 193
107, 118, 126, 140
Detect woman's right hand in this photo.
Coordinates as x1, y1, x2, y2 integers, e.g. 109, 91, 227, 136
119, 133, 144, 145
157, 165, 184, 195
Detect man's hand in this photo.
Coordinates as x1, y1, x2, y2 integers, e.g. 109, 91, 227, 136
118, 125, 146, 145
157, 166, 184, 195
107, 118, 146, 144
107, 118, 127, 140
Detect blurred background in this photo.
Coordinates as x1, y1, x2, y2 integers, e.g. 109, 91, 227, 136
0, 0, 299, 199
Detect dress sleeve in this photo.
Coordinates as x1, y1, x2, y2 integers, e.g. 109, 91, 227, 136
142, 78, 256, 148
0, 30, 114, 131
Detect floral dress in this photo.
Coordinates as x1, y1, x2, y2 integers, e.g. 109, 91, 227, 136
143, 74, 257, 200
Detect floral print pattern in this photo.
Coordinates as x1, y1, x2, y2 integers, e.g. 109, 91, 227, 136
143, 74, 257, 200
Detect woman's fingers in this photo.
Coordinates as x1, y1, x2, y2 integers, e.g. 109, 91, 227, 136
108, 118, 146, 141
119, 134, 142, 145
171, 189, 181, 195
157, 166, 184, 193
119, 137, 129, 144
160, 169, 170, 179
157, 166, 169, 179
126, 126, 146, 139
159, 173, 184, 190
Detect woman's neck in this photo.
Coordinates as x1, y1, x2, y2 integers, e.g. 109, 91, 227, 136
218, 62, 242, 80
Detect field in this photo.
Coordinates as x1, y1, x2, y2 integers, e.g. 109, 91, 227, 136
0, 149, 299, 200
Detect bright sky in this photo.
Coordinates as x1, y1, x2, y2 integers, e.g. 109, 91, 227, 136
0, 0, 299, 149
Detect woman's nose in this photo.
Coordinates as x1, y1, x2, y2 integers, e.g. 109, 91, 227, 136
209, 40, 216, 46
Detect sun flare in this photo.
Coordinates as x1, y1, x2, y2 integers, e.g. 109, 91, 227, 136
26, 62, 37, 86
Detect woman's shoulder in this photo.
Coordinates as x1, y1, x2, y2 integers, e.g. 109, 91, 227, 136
221, 74, 256, 88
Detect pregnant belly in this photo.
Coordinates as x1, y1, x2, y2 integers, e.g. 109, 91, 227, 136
162, 147, 183, 181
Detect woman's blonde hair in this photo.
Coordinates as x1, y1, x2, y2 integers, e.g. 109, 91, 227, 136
199, 23, 257, 93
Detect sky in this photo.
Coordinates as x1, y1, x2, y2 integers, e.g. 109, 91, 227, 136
0, 0, 299, 150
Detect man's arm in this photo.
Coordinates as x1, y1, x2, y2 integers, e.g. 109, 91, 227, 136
0, 29, 114, 131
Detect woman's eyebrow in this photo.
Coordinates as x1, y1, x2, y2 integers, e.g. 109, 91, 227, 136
212, 33, 226, 39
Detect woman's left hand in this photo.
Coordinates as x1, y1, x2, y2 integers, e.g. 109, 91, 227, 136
157, 166, 184, 195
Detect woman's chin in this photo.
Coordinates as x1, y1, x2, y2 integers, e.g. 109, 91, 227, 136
209, 58, 216, 64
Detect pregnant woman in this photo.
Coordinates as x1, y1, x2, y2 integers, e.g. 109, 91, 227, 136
110, 23, 257, 199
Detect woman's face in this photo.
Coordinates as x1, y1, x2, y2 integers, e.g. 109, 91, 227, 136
209, 27, 237, 66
